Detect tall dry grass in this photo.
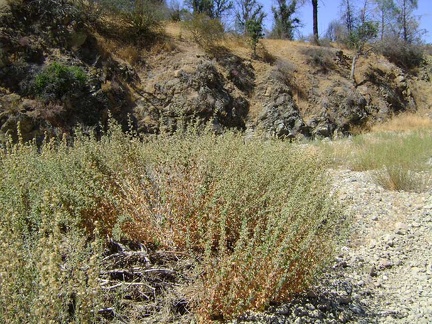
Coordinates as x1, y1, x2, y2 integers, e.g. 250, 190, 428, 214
371, 112, 432, 133
318, 127, 432, 192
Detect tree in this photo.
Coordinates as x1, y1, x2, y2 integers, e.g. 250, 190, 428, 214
359, 0, 373, 24
271, 0, 300, 40
186, 0, 214, 17
396, 0, 418, 43
185, 0, 233, 19
348, 21, 378, 82
299, 0, 319, 44
340, 0, 356, 33
312, 0, 319, 43
235, 0, 265, 35
246, 18, 264, 57
372, 0, 398, 39
213, 0, 234, 18
325, 19, 347, 42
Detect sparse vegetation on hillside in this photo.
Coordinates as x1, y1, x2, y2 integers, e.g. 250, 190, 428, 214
0, 123, 347, 322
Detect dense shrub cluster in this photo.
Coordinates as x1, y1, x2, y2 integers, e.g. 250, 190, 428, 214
301, 47, 336, 73
375, 38, 424, 70
0, 124, 347, 322
32, 62, 87, 101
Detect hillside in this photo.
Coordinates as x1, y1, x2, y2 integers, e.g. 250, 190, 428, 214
2, 3, 432, 323
1, 3, 431, 143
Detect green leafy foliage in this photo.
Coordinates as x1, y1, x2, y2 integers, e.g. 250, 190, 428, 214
347, 21, 378, 51
245, 18, 264, 57
271, 0, 300, 40
33, 62, 87, 101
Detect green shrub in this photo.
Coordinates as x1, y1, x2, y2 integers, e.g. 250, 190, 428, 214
0, 123, 347, 321
33, 62, 87, 101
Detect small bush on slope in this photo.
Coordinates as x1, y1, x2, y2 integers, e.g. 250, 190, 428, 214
0, 123, 347, 322
33, 62, 87, 102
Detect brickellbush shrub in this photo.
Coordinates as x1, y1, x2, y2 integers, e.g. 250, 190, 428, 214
0, 122, 347, 322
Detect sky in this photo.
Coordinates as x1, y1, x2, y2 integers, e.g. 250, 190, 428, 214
260, 0, 432, 43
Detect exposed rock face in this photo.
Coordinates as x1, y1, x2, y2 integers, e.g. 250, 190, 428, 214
360, 61, 416, 120
135, 61, 249, 133
0, 3, 427, 143
320, 81, 368, 134
256, 70, 308, 138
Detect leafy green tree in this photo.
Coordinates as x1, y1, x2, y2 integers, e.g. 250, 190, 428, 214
186, 0, 233, 18
235, 0, 265, 34
271, 0, 300, 40
245, 18, 264, 57
186, 0, 214, 16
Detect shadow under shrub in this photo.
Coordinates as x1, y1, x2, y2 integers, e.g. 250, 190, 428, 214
0, 123, 347, 322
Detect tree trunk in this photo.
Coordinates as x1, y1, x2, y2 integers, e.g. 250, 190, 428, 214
350, 52, 360, 84
312, 0, 319, 44
402, 0, 408, 42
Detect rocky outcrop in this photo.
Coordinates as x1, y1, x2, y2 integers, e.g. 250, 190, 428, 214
320, 81, 368, 134
359, 60, 416, 120
135, 60, 249, 133
255, 69, 308, 138
0, 2, 427, 143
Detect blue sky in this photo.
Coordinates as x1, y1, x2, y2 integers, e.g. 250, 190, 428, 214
261, 0, 432, 43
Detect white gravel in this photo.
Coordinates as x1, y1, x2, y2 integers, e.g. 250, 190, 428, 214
333, 169, 432, 324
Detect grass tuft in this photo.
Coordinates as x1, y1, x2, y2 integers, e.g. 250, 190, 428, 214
318, 128, 432, 192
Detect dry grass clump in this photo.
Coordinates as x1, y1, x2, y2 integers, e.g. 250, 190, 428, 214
182, 14, 225, 50
0, 123, 346, 322
371, 112, 432, 133
319, 128, 432, 192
